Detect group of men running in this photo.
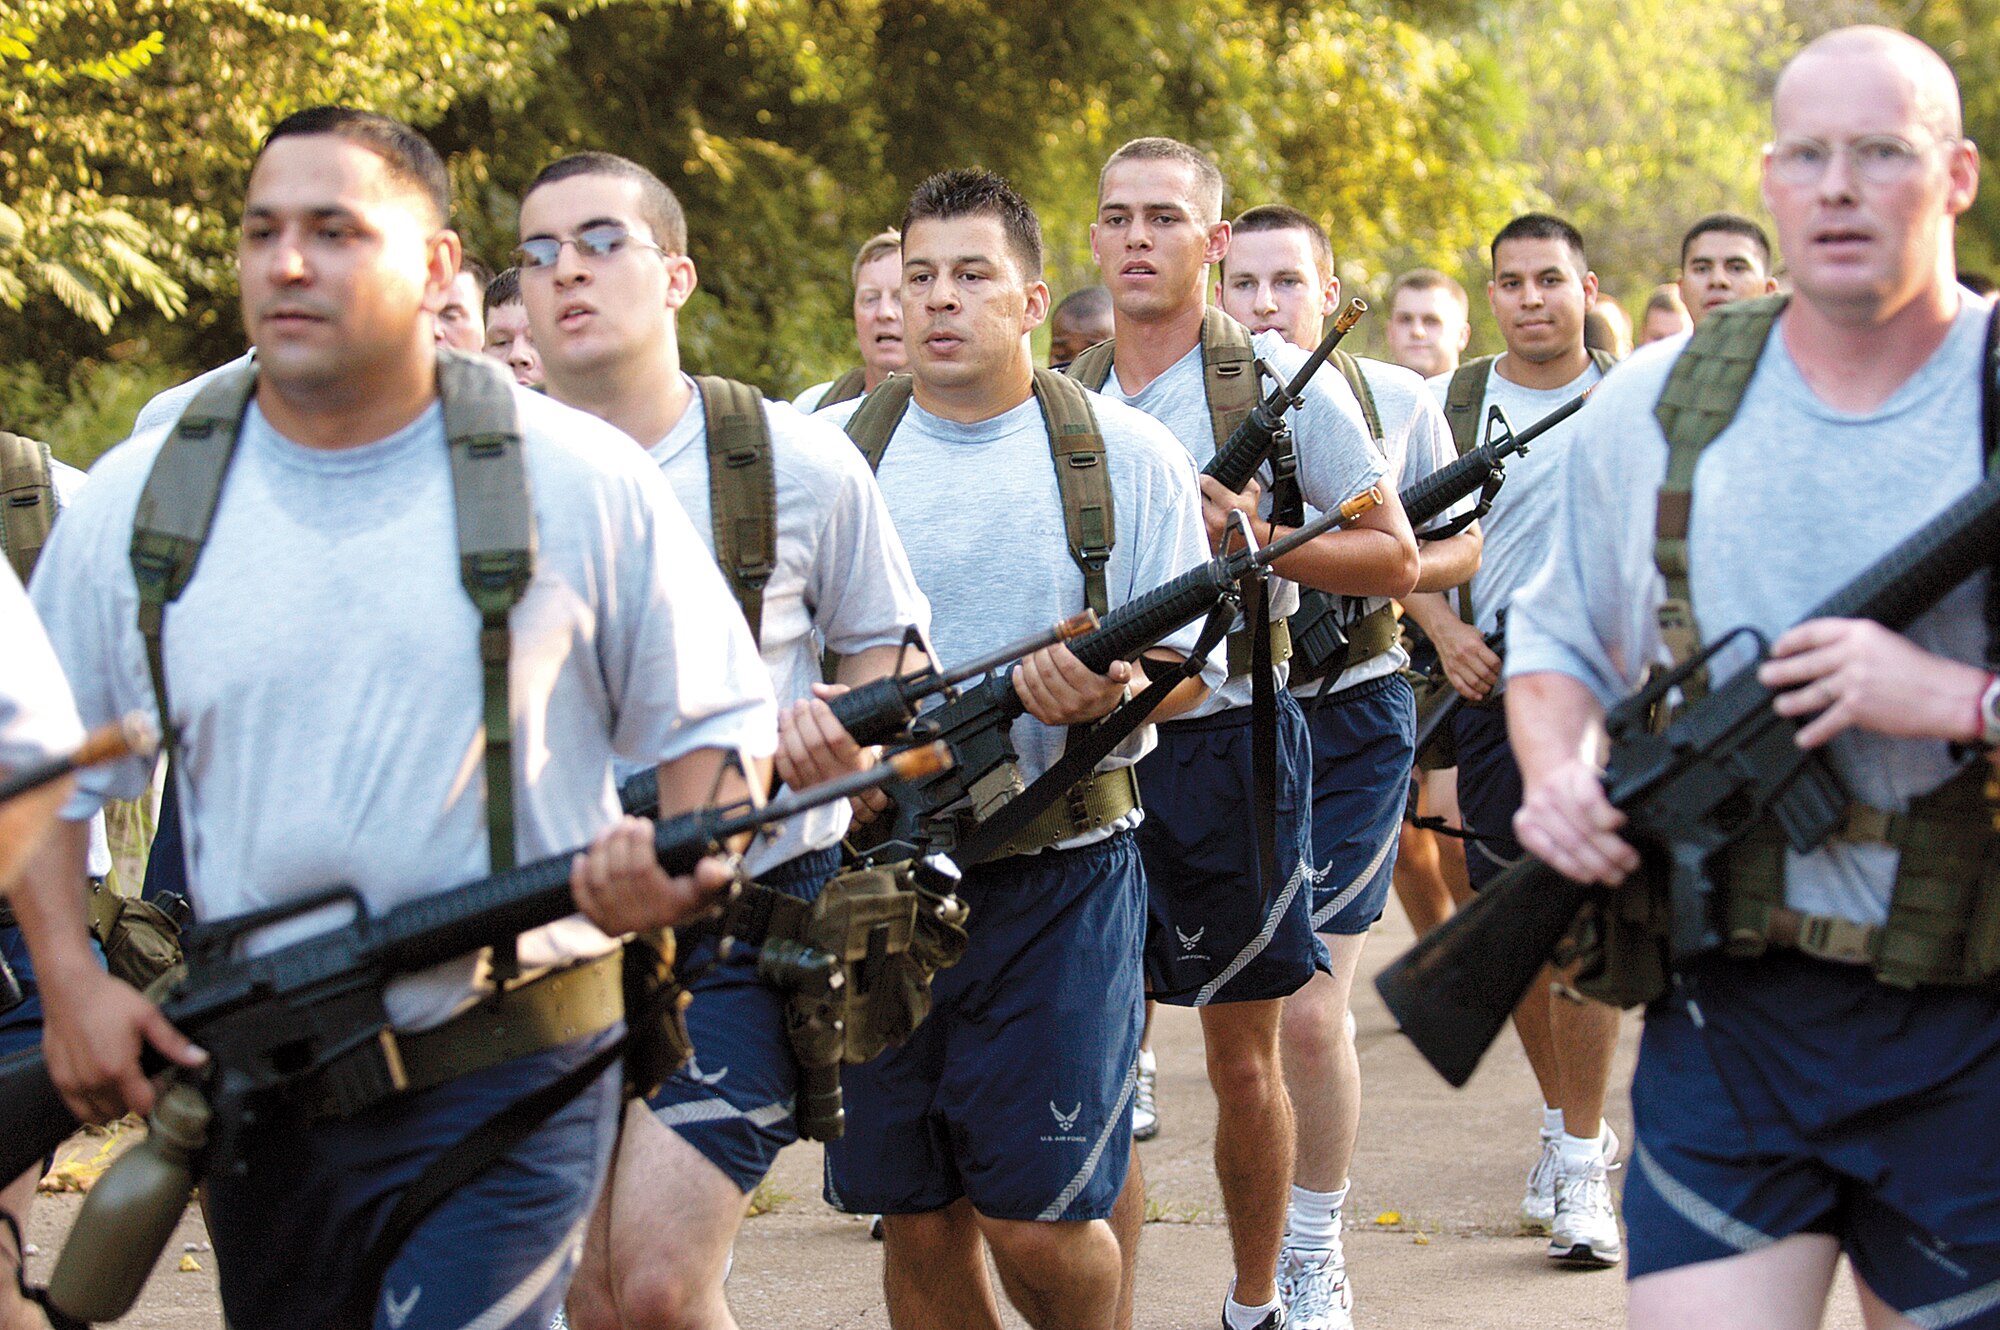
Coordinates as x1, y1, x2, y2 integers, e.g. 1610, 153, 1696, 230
2, 21, 1998, 1330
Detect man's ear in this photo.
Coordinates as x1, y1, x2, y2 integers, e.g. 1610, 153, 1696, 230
663, 254, 699, 312
1024, 279, 1051, 333
1205, 220, 1231, 267
423, 230, 465, 314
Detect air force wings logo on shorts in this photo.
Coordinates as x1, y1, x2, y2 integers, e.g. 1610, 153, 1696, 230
1040, 1100, 1087, 1143
1177, 925, 1205, 952
1051, 1102, 1081, 1131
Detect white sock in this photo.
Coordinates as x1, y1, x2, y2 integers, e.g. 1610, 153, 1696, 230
1541, 1105, 1565, 1137
1225, 1292, 1281, 1330
1286, 1182, 1346, 1251
1138, 1047, 1157, 1074
1557, 1129, 1602, 1170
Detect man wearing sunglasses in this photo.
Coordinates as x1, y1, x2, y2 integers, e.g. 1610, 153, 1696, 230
1506, 27, 2000, 1329
516, 152, 931, 1330
17, 109, 776, 1330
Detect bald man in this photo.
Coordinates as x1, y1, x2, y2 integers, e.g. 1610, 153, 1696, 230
1505, 27, 2000, 1329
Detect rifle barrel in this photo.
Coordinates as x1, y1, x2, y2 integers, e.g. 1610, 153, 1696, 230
0, 713, 158, 805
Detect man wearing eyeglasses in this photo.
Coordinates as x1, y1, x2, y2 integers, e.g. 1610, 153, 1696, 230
515, 152, 932, 1330
1505, 27, 2000, 1328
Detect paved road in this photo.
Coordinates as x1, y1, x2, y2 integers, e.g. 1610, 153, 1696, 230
25, 903, 1867, 1328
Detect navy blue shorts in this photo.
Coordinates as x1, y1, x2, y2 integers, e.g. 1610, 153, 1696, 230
0, 923, 107, 1061
206, 1026, 623, 1330
647, 845, 840, 1192
823, 831, 1145, 1223
1137, 693, 1326, 1005
1629, 952, 2000, 1324
1450, 703, 1524, 893
1300, 673, 1415, 935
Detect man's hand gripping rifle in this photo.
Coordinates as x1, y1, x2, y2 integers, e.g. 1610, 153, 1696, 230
1375, 463, 2000, 1088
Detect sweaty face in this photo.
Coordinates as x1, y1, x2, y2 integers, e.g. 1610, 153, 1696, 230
1386, 286, 1469, 378
1091, 158, 1226, 322
853, 250, 907, 377
1048, 306, 1113, 368
1488, 237, 1595, 364
238, 135, 447, 395
517, 173, 677, 385
902, 214, 1044, 393
1218, 227, 1335, 352
482, 301, 543, 387
434, 269, 485, 353
1762, 47, 1974, 319
1678, 232, 1772, 325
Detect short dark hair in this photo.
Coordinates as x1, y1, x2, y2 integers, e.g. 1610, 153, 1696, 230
524, 152, 688, 254
1052, 284, 1112, 325
1100, 137, 1226, 226
901, 168, 1044, 281
1490, 213, 1588, 278
258, 107, 451, 228
1228, 204, 1335, 282
459, 255, 493, 292
484, 266, 523, 315
1679, 213, 1773, 270
1387, 268, 1469, 316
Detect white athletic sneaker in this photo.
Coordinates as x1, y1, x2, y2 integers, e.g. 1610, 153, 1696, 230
1278, 1245, 1353, 1330
1548, 1125, 1623, 1266
1521, 1127, 1560, 1230
1132, 1055, 1160, 1142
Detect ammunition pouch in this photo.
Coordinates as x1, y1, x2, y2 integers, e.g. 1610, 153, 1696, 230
86, 880, 187, 992
1568, 865, 1674, 1009
1411, 676, 1460, 771
1288, 598, 1398, 687
621, 930, 693, 1101
302, 950, 627, 1122
939, 765, 1141, 864
1225, 616, 1294, 679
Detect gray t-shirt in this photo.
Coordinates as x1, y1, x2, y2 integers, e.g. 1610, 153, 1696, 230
34, 381, 778, 1027
131, 352, 257, 439
42, 460, 114, 880
1100, 330, 1388, 717
819, 388, 1222, 844
1295, 356, 1463, 698
1427, 358, 1605, 638
1507, 299, 1994, 927
792, 381, 834, 414
648, 376, 930, 871
0, 560, 83, 773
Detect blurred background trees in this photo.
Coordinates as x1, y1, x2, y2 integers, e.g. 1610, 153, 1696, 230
2, 0, 1987, 460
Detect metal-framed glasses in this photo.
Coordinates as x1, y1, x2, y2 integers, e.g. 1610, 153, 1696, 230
514, 222, 667, 271
1766, 134, 1957, 187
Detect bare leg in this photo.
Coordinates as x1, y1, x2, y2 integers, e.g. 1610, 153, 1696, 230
1511, 964, 1562, 1109
882, 1201, 1006, 1330
1111, 1147, 1144, 1330
1281, 936, 1367, 1194
1627, 1233, 1841, 1330
1390, 822, 1454, 937
1139, 1000, 1155, 1055
1198, 1000, 1293, 1307
1853, 1262, 1923, 1330
1552, 989, 1621, 1143
1425, 769, 1473, 907
1, 1167, 40, 1330
568, 1105, 748, 1330
975, 1210, 1122, 1330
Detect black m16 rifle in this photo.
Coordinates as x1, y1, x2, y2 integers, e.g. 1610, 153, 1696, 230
877, 485, 1386, 842
1375, 462, 2000, 1088
0, 743, 954, 1187
1288, 392, 1587, 685
1203, 300, 1367, 492
0, 713, 158, 805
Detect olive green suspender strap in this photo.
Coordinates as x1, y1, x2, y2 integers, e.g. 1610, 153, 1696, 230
129, 352, 536, 884
1063, 307, 1260, 451
818, 366, 870, 410
693, 376, 778, 646
1330, 350, 1383, 445
844, 369, 1115, 617
0, 431, 56, 586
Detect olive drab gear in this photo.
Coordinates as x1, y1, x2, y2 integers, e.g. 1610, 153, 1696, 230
694, 375, 779, 646
1441, 349, 1616, 627
845, 368, 1116, 618
0, 430, 57, 585
1066, 306, 1292, 668
129, 350, 535, 882
1573, 296, 2000, 1004
818, 365, 870, 410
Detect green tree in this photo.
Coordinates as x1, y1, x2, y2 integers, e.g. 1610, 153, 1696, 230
1903, 0, 2000, 275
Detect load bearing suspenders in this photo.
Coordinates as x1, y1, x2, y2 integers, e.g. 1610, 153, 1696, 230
130, 350, 536, 915
694, 375, 779, 646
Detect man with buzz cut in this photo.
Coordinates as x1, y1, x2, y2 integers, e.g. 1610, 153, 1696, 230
805, 166, 1220, 1330
1384, 269, 1473, 380
1410, 211, 1624, 1269
1509, 28, 2000, 1327
1676, 212, 1780, 328
795, 229, 906, 413
517, 149, 931, 1330
16, 106, 776, 1330
1218, 201, 1479, 1330
1070, 137, 1418, 1330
